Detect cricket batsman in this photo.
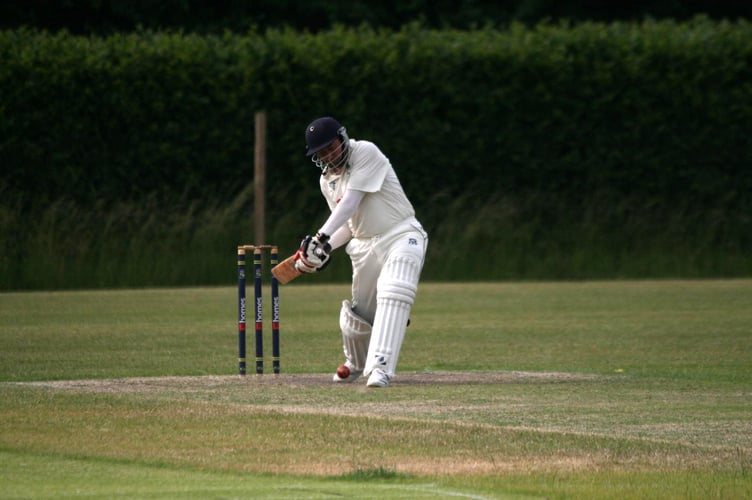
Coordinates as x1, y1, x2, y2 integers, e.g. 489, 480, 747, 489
295, 116, 428, 387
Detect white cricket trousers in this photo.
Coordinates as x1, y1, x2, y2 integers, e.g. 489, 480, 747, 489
345, 217, 428, 377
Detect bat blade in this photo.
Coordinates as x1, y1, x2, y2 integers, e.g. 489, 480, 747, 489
271, 254, 302, 284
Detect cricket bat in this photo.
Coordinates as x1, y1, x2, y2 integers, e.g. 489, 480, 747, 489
271, 254, 302, 284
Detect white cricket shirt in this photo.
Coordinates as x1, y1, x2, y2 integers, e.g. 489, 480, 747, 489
319, 139, 415, 238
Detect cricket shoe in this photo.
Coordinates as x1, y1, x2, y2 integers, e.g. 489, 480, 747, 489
332, 361, 363, 383
366, 368, 391, 388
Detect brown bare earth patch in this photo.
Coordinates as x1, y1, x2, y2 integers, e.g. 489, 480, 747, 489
15, 370, 602, 392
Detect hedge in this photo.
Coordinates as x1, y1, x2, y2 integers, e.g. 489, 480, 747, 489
1, 18, 751, 287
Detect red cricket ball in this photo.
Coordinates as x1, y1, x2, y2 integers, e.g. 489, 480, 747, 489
336, 364, 350, 379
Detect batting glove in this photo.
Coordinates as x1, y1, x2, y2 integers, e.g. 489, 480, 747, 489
296, 233, 332, 273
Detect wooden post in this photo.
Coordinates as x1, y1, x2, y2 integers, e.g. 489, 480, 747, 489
254, 111, 266, 245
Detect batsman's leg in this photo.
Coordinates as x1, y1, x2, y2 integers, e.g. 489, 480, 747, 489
334, 300, 371, 382
364, 231, 426, 387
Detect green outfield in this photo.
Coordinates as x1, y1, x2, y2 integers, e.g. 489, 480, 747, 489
1, 281, 751, 499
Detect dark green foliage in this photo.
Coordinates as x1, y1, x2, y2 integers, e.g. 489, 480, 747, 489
1, 29, 260, 205
339, 467, 407, 481
1, 18, 751, 288
2, 1, 751, 35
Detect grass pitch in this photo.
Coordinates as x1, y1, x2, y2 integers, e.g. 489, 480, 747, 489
1, 280, 751, 498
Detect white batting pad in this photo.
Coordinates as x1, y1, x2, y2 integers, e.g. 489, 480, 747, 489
339, 300, 372, 370
364, 255, 422, 378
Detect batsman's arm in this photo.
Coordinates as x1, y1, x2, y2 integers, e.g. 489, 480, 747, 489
327, 225, 353, 250
317, 189, 363, 239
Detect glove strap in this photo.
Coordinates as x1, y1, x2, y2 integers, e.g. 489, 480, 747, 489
316, 232, 332, 252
